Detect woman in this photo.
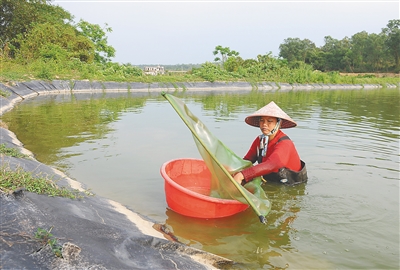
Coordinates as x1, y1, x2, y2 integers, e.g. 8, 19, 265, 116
233, 101, 307, 186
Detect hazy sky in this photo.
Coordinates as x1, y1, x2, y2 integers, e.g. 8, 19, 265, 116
54, 1, 399, 65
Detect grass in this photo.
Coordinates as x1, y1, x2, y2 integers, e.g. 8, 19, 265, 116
0, 164, 84, 199
34, 227, 63, 258
0, 225, 64, 259
0, 143, 85, 199
0, 89, 10, 98
0, 143, 29, 158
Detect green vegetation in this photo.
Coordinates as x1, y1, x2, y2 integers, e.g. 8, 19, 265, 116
34, 227, 63, 257
0, 143, 29, 158
0, 89, 10, 97
279, 20, 400, 73
0, 164, 84, 199
0, 143, 85, 199
0, 1, 398, 86
213, 45, 240, 67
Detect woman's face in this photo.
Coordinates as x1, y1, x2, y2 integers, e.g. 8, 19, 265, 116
259, 116, 278, 135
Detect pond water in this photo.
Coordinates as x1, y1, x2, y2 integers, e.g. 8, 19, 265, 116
2, 88, 399, 269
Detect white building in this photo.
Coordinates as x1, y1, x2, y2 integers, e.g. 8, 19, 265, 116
143, 66, 165, 75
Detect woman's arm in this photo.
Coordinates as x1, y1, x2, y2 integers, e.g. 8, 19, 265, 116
240, 140, 294, 183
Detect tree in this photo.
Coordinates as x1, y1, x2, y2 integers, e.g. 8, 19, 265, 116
364, 33, 386, 72
14, 22, 95, 63
224, 56, 242, 72
0, 0, 72, 50
348, 31, 386, 72
213, 45, 239, 67
279, 38, 316, 63
76, 20, 115, 63
256, 52, 285, 70
382, 19, 400, 71
308, 48, 325, 71
0, 0, 115, 64
348, 31, 369, 72
321, 36, 351, 71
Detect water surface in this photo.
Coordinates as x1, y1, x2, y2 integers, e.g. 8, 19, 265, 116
2, 88, 399, 269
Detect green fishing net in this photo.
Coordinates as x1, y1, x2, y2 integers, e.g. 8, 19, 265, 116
163, 93, 271, 218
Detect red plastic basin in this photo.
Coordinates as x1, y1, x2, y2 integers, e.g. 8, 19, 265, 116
160, 158, 249, 218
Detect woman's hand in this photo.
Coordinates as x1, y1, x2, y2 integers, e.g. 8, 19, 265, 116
233, 172, 245, 184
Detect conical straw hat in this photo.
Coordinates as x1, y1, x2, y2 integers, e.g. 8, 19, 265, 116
245, 101, 297, 129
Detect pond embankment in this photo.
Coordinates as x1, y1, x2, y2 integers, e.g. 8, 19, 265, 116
0, 80, 398, 269
1, 80, 398, 115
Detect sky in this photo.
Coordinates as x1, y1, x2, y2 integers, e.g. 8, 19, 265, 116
53, 1, 399, 65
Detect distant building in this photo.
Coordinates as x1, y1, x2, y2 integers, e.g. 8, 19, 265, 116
143, 65, 165, 75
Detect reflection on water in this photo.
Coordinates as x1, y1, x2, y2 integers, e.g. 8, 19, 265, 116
1, 88, 399, 269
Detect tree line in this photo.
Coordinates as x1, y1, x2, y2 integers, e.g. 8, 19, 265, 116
0, 0, 398, 84
278, 20, 399, 73
212, 20, 399, 73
